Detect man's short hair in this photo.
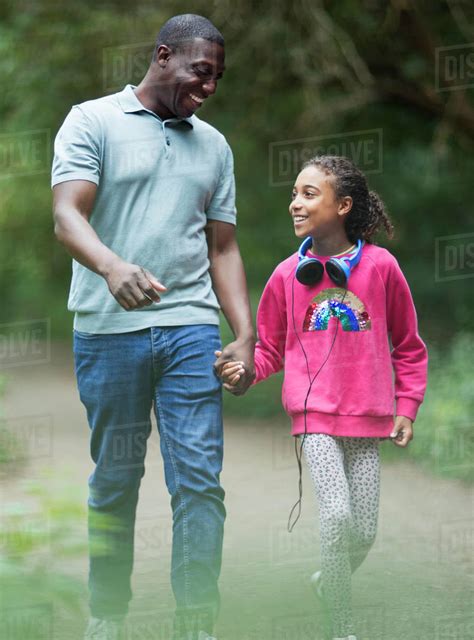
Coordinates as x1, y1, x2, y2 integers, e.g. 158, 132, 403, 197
155, 14, 224, 54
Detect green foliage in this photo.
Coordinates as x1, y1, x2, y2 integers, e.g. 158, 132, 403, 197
0, 376, 25, 469
0, 481, 87, 638
0, 0, 472, 338
408, 333, 474, 482
0, 480, 86, 575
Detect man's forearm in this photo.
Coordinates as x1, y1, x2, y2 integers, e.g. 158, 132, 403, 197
54, 208, 121, 278
209, 244, 255, 343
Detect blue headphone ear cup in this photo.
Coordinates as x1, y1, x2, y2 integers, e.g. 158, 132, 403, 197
296, 258, 324, 285
326, 258, 349, 287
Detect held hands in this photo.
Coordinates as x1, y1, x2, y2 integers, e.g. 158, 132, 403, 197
103, 257, 167, 310
214, 338, 255, 396
390, 416, 413, 447
216, 358, 247, 392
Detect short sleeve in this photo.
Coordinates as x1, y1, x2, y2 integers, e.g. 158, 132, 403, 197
205, 142, 236, 225
51, 106, 102, 187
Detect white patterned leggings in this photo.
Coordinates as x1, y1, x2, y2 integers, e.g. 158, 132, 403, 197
302, 434, 381, 638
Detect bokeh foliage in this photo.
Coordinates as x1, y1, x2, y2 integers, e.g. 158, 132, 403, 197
0, 0, 472, 341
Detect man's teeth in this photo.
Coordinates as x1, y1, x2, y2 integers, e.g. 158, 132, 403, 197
190, 93, 204, 104
294, 216, 307, 222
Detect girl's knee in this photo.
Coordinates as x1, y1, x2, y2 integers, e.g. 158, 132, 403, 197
351, 524, 377, 551
321, 509, 352, 543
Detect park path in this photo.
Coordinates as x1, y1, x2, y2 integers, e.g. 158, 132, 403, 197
1, 341, 472, 640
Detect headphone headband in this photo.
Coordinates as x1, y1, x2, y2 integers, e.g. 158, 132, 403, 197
297, 237, 314, 262
295, 237, 364, 286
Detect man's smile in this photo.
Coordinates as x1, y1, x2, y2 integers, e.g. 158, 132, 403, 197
189, 92, 205, 106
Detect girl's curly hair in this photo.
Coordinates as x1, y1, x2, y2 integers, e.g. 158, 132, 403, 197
301, 155, 394, 243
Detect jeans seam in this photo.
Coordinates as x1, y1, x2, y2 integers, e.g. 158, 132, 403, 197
153, 329, 191, 607
153, 328, 191, 604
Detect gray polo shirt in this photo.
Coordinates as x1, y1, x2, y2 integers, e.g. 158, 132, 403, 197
52, 84, 236, 333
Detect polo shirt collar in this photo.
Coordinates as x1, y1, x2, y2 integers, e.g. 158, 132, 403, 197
117, 84, 194, 128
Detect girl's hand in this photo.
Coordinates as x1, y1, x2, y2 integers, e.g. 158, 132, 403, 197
215, 357, 246, 392
213, 338, 256, 396
390, 416, 413, 447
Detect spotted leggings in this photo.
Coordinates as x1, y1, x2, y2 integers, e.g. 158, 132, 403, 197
302, 434, 380, 638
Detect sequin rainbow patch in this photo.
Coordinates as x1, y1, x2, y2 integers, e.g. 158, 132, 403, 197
303, 288, 371, 332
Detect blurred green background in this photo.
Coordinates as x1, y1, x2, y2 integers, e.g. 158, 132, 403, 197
0, 0, 473, 340
0, 2, 473, 638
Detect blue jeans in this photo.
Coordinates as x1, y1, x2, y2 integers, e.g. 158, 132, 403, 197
73, 325, 225, 636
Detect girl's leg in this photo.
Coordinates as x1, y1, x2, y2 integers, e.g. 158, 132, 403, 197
303, 434, 355, 638
341, 437, 380, 573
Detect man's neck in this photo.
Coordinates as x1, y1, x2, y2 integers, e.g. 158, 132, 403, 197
133, 76, 173, 120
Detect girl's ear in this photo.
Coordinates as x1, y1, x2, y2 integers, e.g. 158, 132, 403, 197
338, 195, 353, 216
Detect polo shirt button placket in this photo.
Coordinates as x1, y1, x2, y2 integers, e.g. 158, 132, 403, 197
161, 121, 170, 157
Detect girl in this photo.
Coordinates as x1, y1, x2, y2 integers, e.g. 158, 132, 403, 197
216, 155, 428, 640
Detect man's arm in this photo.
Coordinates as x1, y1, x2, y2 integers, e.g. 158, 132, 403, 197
53, 180, 166, 310
206, 220, 256, 392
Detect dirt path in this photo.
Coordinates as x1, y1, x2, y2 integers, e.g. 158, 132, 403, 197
1, 341, 472, 640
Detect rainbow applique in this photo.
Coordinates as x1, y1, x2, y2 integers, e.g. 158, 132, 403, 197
303, 288, 371, 332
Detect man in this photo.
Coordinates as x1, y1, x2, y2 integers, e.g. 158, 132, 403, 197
52, 14, 255, 640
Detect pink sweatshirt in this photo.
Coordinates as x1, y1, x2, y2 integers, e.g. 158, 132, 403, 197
253, 243, 428, 438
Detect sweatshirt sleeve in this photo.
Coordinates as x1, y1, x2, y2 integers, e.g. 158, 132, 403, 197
253, 269, 287, 384
386, 257, 428, 421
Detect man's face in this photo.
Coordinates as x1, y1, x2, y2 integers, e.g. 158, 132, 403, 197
157, 38, 225, 119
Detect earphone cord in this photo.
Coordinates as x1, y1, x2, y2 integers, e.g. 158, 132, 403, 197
287, 277, 347, 533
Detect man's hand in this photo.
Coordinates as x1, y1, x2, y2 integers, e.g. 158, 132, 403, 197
214, 338, 255, 396
103, 257, 167, 311
53, 180, 167, 311
390, 416, 413, 447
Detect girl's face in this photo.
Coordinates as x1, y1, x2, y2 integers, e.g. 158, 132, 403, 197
289, 166, 352, 240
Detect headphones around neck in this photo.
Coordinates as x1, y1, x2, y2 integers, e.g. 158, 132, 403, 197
295, 237, 364, 287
